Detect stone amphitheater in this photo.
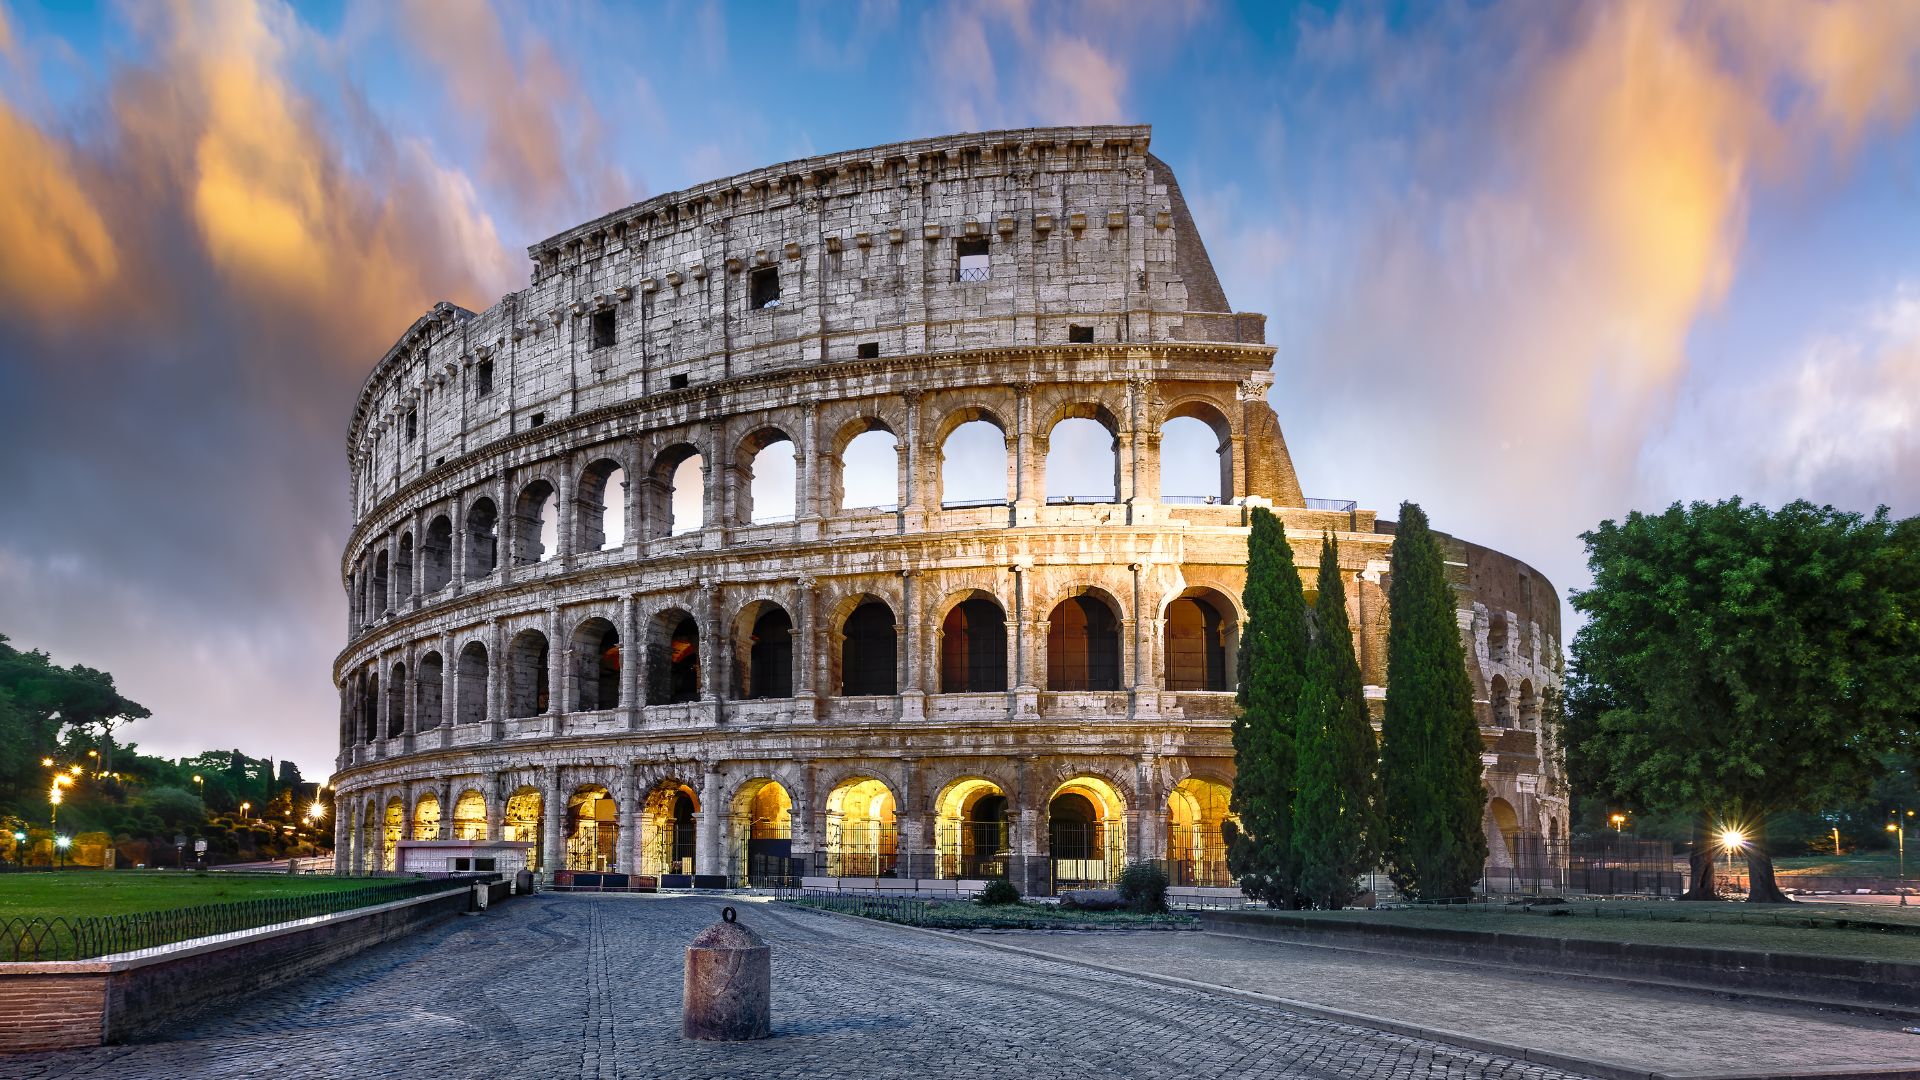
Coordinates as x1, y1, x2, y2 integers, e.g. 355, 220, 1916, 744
330, 124, 1566, 896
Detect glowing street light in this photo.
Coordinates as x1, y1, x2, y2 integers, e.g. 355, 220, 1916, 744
1609, 813, 1628, 833
1889, 819, 1909, 907
240, 801, 251, 820
40, 758, 53, 768
54, 835, 70, 869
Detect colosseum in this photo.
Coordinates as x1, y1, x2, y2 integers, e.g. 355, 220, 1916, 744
330, 124, 1566, 896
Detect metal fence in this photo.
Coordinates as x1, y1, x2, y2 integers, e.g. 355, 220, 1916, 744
0, 877, 458, 962
1475, 835, 1685, 899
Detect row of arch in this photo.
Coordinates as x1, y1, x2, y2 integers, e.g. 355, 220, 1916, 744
348, 397, 1244, 629
1488, 675, 1541, 731
345, 773, 1236, 889
343, 587, 1240, 743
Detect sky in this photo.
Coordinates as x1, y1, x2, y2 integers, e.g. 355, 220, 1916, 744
2, 0, 1918, 778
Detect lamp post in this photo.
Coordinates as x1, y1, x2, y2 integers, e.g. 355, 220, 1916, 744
48, 780, 65, 863
54, 835, 69, 869
1609, 813, 1627, 834
240, 801, 251, 821
1720, 828, 1746, 898
1889, 819, 1909, 907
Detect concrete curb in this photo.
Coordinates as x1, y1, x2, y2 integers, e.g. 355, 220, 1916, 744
780, 903, 1920, 1080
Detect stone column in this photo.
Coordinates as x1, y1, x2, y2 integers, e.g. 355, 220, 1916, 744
1011, 382, 1039, 525
409, 508, 426, 608
616, 763, 637, 874
1129, 562, 1159, 718
497, 474, 514, 585
438, 779, 454, 840
703, 418, 727, 549
546, 605, 565, 736
796, 404, 820, 541
696, 768, 724, 878
487, 771, 505, 842
899, 569, 923, 721
793, 577, 818, 712
556, 456, 578, 563
1010, 562, 1039, 719
1013, 757, 1043, 896
900, 388, 924, 533
450, 492, 467, 598
1135, 755, 1162, 865
488, 617, 506, 740
621, 594, 641, 729
543, 765, 566, 877
623, 440, 643, 556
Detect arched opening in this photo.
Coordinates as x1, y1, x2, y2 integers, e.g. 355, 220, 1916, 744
648, 444, 705, 537
838, 422, 898, 512
456, 642, 488, 725
411, 792, 441, 841
507, 630, 550, 718
642, 782, 699, 876
565, 785, 619, 871
1164, 590, 1235, 692
361, 669, 379, 741
1518, 679, 1538, 731
940, 416, 1008, 507
1159, 407, 1232, 503
382, 798, 404, 872
1166, 777, 1234, 887
513, 480, 560, 565
1490, 674, 1511, 729
1489, 797, 1521, 861
826, 777, 897, 877
452, 790, 487, 841
1047, 593, 1122, 691
423, 515, 453, 592
372, 549, 390, 615
385, 663, 407, 737
1044, 411, 1119, 504
416, 651, 444, 730
733, 602, 793, 700
503, 787, 542, 870
940, 595, 1007, 693
839, 600, 897, 696
648, 610, 701, 705
572, 617, 621, 712
730, 779, 794, 886
465, 498, 498, 580
740, 430, 797, 524
575, 459, 627, 551
1047, 777, 1125, 890
1488, 611, 1509, 663
395, 533, 415, 601
935, 777, 1010, 880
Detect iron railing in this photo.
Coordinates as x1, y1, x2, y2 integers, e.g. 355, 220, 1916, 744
1045, 494, 1119, 505
0, 877, 459, 961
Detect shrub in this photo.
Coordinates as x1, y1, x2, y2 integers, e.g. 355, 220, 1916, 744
1117, 861, 1170, 914
1059, 888, 1127, 911
977, 878, 1021, 906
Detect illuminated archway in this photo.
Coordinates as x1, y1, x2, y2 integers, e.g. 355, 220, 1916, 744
934, 777, 1010, 880
566, 785, 619, 872
1166, 778, 1234, 887
729, 779, 794, 885
641, 781, 700, 876
825, 777, 897, 877
381, 797, 404, 872
452, 789, 487, 841
1047, 776, 1125, 890
411, 792, 441, 842
504, 787, 543, 871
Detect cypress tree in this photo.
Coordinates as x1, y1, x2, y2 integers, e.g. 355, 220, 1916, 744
1290, 535, 1381, 909
1225, 507, 1311, 907
1379, 503, 1488, 900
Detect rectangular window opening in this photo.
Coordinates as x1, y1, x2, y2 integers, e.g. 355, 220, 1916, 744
476, 360, 494, 396
1068, 324, 1094, 344
668, 373, 690, 390
590, 309, 616, 350
529, 412, 545, 428
857, 341, 880, 360
405, 410, 417, 441
956, 237, 990, 282
750, 266, 780, 310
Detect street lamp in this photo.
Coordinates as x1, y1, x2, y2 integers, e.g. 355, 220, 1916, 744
1720, 828, 1745, 897
54, 835, 69, 869
1888, 821, 1908, 907
240, 801, 251, 820
1609, 813, 1627, 834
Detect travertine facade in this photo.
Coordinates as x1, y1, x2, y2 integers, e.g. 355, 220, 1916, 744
330, 125, 1565, 893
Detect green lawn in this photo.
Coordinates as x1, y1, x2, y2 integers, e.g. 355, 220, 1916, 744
785, 895, 1198, 931
0, 871, 396, 921
1281, 905, 1920, 964
1775, 852, 1907, 878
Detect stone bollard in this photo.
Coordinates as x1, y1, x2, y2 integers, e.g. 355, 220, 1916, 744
682, 906, 771, 1041
515, 867, 533, 895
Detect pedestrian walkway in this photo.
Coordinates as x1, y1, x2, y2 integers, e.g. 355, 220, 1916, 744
980, 926, 1920, 1077
11, 894, 1585, 1080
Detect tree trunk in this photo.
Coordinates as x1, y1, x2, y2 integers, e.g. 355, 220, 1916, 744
1681, 815, 1718, 901
1745, 819, 1795, 904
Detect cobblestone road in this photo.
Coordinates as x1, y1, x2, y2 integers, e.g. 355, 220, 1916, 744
8, 896, 1593, 1080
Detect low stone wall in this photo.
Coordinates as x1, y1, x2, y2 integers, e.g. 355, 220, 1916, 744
1199, 910, 1920, 1010
0, 884, 481, 1052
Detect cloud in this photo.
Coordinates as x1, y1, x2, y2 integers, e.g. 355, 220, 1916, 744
400, 0, 632, 231
1249, 0, 1920, 600
0, 102, 118, 317
1647, 282, 1920, 511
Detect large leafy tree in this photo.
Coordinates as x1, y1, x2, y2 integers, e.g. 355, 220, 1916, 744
1290, 536, 1382, 909
1225, 508, 1311, 906
1379, 503, 1488, 900
0, 634, 149, 816
1567, 500, 1920, 903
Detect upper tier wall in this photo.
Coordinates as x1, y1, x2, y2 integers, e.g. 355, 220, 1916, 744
346, 125, 1264, 517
